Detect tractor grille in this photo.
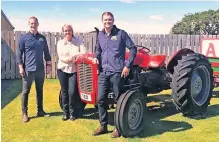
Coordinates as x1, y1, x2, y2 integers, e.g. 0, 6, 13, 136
77, 63, 93, 92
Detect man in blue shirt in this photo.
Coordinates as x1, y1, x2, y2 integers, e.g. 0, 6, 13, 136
17, 16, 52, 123
92, 12, 137, 138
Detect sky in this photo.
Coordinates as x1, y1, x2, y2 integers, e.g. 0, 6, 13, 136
1, 0, 219, 34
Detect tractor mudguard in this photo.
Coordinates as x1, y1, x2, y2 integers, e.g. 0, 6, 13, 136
126, 52, 167, 68
166, 48, 195, 74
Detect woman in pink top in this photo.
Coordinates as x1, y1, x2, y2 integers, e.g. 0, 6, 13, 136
57, 24, 86, 121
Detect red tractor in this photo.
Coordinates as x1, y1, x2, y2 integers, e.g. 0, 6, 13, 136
59, 39, 215, 137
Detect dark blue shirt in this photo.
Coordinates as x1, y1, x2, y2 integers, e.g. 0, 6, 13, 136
94, 25, 137, 72
16, 32, 51, 72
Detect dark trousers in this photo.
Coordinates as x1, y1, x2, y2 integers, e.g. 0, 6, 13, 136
98, 71, 124, 127
22, 70, 45, 114
57, 69, 78, 116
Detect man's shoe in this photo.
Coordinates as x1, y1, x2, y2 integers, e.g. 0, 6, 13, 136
22, 113, 29, 123
62, 114, 69, 121
111, 128, 121, 138
92, 126, 108, 136
69, 115, 76, 121
36, 110, 50, 117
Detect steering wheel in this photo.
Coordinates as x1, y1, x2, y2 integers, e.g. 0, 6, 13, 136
135, 45, 150, 54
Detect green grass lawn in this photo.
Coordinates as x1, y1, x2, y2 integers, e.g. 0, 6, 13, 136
1, 79, 219, 142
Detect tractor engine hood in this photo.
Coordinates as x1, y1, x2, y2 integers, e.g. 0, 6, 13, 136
76, 53, 95, 64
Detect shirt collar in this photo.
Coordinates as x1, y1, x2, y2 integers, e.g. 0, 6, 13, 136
27, 31, 39, 37
102, 25, 118, 36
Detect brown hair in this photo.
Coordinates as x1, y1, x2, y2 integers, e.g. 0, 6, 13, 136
101, 12, 114, 20
62, 24, 74, 37
28, 16, 39, 24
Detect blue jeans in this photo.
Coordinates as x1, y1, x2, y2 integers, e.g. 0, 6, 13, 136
21, 70, 45, 114
97, 71, 124, 127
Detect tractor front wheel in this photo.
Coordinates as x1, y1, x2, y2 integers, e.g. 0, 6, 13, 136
115, 90, 146, 137
171, 53, 213, 116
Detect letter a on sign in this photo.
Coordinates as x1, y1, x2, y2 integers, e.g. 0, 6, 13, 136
206, 43, 216, 57
201, 38, 219, 58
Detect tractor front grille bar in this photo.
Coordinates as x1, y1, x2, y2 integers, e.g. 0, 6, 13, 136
77, 63, 93, 93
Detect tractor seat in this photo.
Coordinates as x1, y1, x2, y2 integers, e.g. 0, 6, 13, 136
148, 55, 166, 68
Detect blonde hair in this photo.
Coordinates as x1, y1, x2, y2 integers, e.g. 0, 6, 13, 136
28, 16, 39, 24
62, 24, 74, 37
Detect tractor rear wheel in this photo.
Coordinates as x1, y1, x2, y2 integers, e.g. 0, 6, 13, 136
115, 90, 146, 137
59, 90, 86, 117
171, 53, 213, 116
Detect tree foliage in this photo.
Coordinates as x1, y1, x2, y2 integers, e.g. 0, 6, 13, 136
170, 9, 219, 35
